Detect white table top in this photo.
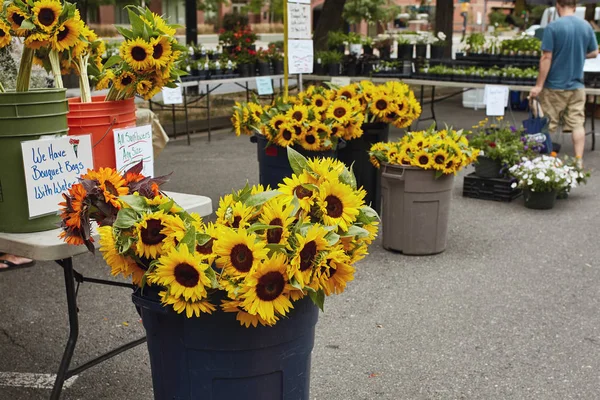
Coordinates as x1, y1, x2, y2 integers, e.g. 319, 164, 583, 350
0, 192, 213, 262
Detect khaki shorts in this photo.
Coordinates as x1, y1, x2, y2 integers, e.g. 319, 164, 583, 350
539, 88, 586, 133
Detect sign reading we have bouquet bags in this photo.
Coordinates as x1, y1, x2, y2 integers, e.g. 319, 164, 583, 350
113, 125, 154, 177
21, 135, 94, 218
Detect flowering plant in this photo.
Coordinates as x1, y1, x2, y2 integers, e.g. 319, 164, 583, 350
369, 126, 478, 175
509, 155, 589, 193
431, 31, 447, 47
60, 150, 379, 327
93, 6, 186, 101
219, 25, 257, 55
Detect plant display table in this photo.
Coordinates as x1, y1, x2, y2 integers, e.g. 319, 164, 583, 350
0, 192, 212, 400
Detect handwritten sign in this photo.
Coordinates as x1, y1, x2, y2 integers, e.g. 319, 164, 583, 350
289, 0, 310, 3
21, 135, 94, 218
331, 76, 351, 86
288, 39, 314, 74
162, 84, 183, 105
256, 77, 274, 95
484, 85, 509, 116
114, 125, 154, 177
287, 3, 311, 39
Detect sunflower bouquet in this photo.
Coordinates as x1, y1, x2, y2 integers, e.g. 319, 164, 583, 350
231, 85, 366, 150
92, 6, 186, 101
332, 81, 422, 129
0, 0, 88, 91
369, 126, 478, 175
60, 149, 380, 327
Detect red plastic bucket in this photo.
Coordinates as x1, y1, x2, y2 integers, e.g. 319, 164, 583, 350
67, 96, 137, 168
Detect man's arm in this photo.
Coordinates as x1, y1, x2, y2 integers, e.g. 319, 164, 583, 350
531, 51, 552, 98
587, 50, 598, 59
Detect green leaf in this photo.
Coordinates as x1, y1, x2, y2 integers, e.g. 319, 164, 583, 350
289, 196, 301, 215
128, 8, 145, 35
245, 190, 281, 207
113, 208, 139, 229
290, 277, 303, 291
301, 183, 319, 192
204, 267, 219, 289
158, 199, 175, 213
308, 289, 325, 312
340, 225, 370, 239
20, 19, 35, 30
247, 223, 276, 233
361, 205, 380, 220
103, 55, 122, 69
287, 147, 310, 175
180, 226, 196, 254
115, 26, 134, 40
119, 195, 148, 212
325, 232, 340, 246
339, 166, 357, 189
234, 183, 252, 202
116, 233, 134, 254
196, 233, 212, 246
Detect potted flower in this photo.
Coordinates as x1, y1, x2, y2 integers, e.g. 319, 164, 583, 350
396, 36, 413, 60
362, 36, 374, 55
321, 51, 343, 77
267, 43, 284, 75
255, 48, 271, 76
369, 126, 477, 254
430, 32, 447, 59
59, 154, 379, 400
334, 80, 421, 212
347, 32, 363, 56
415, 36, 428, 58
236, 49, 257, 77
374, 36, 393, 59
327, 30, 346, 53
509, 155, 586, 210
232, 85, 363, 187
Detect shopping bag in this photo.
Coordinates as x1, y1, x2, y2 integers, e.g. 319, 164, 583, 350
522, 99, 552, 154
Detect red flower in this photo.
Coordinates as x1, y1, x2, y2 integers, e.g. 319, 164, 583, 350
249, 50, 256, 56
489, 142, 497, 148
245, 38, 251, 43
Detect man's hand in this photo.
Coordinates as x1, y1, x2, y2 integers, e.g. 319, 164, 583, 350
530, 85, 543, 98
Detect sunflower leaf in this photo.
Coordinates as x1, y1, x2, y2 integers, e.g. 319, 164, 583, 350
301, 183, 319, 192
196, 233, 212, 246
115, 26, 134, 40
158, 199, 175, 213
116, 234, 135, 254
325, 232, 340, 246
20, 20, 35, 30
309, 289, 325, 312
341, 225, 370, 239
119, 195, 148, 212
128, 8, 145, 35
247, 223, 277, 233
103, 55, 122, 69
287, 147, 309, 175
245, 190, 280, 207
204, 267, 219, 289
266, 244, 286, 253
290, 195, 301, 216
180, 226, 196, 254
361, 205, 380, 220
114, 208, 139, 229
290, 277, 303, 291
339, 165, 357, 189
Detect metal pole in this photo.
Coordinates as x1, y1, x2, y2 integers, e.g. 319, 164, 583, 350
283, 0, 289, 100
483, 0, 488, 33
299, 73, 303, 92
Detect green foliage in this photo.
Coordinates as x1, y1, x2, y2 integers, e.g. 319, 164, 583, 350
488, 10, 508, 27
343, 0, 401, 25
464, 33, 486, 53
221, 13, 249, 30
327, 31, 347, 48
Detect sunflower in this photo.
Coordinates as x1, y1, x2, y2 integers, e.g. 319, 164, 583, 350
160, 214, 187, 249
82, 167, 128, 208
143, 13, 177, 36
278, 171, 318, 212
134, 211, 171, 259
150, 245, 212, 301
98, 226, 142, 283
289, 224, 330, 287
150, 36, 172, 68
240, 253, 293, 324
0, 20, 11, 48
259, 198, 295, 245
370, 91, 396, 119
221, 299, 276, 328
121, 38, 154, 71
226, 201, 254, 229
160, 291, 215, 318
246, 102, 263, 123
311, 94, 328, 112
213, 227, 269, 277
317, 180, 363, 231
412, 150, 433, 170
269, 114, 286, 131
114, 71, 135, 91
326, 100, 352, 124
319, 247, 354, 295
287, 104, 309, 124
432, 149, 448, 171
330, 123, 345, 138
300, 130, 322, 151
337, 84, 357, 100
231, 108, 243, 136
272, 124, 293, 147
136, 79, 153, 96
59, 183, 87, 229
196, 222, 218, 263
306, 157, 346, 182
215, 194, 235, 225
6, 5, 28, 36
95, 70, 114, 91
32, 0, 61, 32
52, 18, 83, 51
59, 227, 86, 246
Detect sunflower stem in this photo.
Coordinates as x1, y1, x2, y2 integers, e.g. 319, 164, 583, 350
78, 54, 92, 103
16, 46, 34, 92
48, 50, 64, 89
105, 86, 119, 102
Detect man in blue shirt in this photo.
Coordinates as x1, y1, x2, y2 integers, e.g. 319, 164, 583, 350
530, 0, 598, 164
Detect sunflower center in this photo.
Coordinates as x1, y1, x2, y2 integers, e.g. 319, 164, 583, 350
153, 43, 164, 59
256, 271, 285, 301
305, 134, 316, 145
387, 112, 397, 119
140, 219, 166, 245
131, 46, 148, 61
274, 120, 284, 130
267, 218, 283, 244
446, 160, 454, 168
230, 244, 253, 273
315, 99, 323, 107
196, 238, 214, 254
11, 13, 25, 27
331, 126, 338, 135
174, 263, 200, 287
418, 156, 429, 165
325, 195, 344, 218
38, 8, 56, 26
299, 241, 317, 271
0, 30, 5, 38
333, 107, 346, 118
294, 186, 312, 199
435, 155, 445, 164
329, 266, 337, 277
398, 102, 405, 111
104, 181, 119, 197
293, 125, 302, 135
292, 111, 303, 121
232, 215, 242, 228
121, 75, 133, 86
341, 91, 351, 98
57, 25, 70, 41
375, 99, 388, 111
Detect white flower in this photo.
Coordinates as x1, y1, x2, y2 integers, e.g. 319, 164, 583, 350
437, 32, 447, 41
511, 182, 517, 188
527, 179, 533, 186
536, 172, 546, 180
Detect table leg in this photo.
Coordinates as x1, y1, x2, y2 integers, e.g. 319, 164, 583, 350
50, 257, 78, 400
592, 95, 597, 151
246, 81, 250, 102
430, 86, 437, 127
184, 88, 190, 146
206, 84, 211, 142
171, 105, 177, 140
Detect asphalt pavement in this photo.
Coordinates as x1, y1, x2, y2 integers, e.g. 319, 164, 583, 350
1, 95, 599, 400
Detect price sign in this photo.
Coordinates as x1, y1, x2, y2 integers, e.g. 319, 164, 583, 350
288, 39, 314, 74
256, 77, 274, 95
162, 84, 183, 105
287, 3, 311, 39
484, 85, 509, 116
114, 125, 154, 177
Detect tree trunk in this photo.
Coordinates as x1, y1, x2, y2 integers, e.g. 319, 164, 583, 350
435, 0, 453, 58
313, 0, 347, 52
79, 0, 88, 24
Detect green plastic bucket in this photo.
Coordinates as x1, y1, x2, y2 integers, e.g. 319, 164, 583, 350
0, 89, 69, 233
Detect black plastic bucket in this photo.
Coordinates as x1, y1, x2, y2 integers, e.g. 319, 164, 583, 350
253, 135, 337, 188
133, 288, 319, 400
337, 123, 389, 213
523, 189, 557, 210
474, 156, 502, 178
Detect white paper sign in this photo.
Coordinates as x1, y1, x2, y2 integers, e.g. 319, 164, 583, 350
162, 84, 183, 105
287, 3, 311, 39
584, 54, 600, 72
21, 135, 94, 218
114, 125, 154, 177
289, 0, 310, 3
476, 12, 482, 25
255, 77, 274, 95
288, 39, 314, 74
331, 76, 351, 86
484, 85, 509, 116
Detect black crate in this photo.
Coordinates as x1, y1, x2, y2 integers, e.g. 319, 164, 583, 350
463, 173, 522, 202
